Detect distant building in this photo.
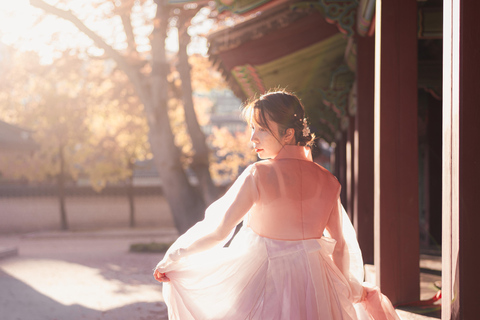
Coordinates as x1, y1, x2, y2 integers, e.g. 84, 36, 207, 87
0, 43, 37, 155
0, 119, 37, 155
199, 89, 246, 135
131, 159, 162, 187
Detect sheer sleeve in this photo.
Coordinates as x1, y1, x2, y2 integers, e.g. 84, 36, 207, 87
325, 199, 401, 320
156, 164, 258, 272
325, 198, 364, 302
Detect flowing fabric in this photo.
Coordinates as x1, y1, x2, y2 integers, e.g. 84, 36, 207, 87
156, 146, 401, 320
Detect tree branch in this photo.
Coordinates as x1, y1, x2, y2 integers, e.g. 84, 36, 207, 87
117, 1, 139, 57
29, 0, 150, 107
31, 0, 125, 68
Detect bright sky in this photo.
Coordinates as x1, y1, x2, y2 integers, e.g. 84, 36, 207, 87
0, 0, 210, 64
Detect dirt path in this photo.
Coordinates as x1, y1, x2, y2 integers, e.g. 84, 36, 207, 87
0, 228, 178, 320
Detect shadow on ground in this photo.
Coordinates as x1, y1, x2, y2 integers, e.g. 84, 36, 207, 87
0, 269, 167, 320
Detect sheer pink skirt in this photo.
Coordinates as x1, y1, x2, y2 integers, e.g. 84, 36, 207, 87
162, 227, 400, 320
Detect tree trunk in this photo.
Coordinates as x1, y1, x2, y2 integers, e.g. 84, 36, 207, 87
30, 0, 208, 233
127, 160, 135, 228
148, 2, 205, 233
178, 11, 219, 205
58, 144, 68, 230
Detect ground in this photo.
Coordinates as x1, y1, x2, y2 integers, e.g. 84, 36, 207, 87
0, 228, 440, 320
0, 228, 178, 320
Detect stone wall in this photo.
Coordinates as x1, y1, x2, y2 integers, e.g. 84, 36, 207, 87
0, 195, 174, 234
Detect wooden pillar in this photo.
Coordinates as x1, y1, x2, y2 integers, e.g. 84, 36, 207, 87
346, 116, 355, 220
374, 0, 419, 304
354, 34, 375, 264
426, 95, 442, 248
337, 133, 347, 207
442, 1, 480, 318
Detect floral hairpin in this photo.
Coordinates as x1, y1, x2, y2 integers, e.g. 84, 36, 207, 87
294, 114, 310, 137
302, 118, 310, 137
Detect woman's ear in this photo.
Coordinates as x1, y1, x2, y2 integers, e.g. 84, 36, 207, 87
284, 128, 295, 144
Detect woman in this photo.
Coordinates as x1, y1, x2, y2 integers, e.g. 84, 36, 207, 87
154, 90, 400, 320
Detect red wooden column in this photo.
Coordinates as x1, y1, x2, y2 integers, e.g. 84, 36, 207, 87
354, 34, 375, 264
374, 0, 420, 304
442, 1, 480, 318
346, 116, 355, 220
336, 133, 347, 206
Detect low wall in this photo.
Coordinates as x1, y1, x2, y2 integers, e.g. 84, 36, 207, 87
0, 194, 174, 234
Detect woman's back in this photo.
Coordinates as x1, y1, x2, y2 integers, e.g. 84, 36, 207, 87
248, 145, 341, 240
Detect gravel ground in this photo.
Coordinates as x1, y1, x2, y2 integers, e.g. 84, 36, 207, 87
0, 228, 178, 320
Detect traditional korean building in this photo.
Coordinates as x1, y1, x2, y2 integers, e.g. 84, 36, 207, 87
0, 120, 37, 155
0, 43, 38, 156
173, 0, 478, 318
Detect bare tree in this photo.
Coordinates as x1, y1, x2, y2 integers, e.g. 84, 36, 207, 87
30, 0, 209, 232
176, 7, 219, 205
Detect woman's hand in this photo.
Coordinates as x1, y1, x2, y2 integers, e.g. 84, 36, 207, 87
155, 248, 185, 271
153, 269, 170, 282
153, 248, 186, 283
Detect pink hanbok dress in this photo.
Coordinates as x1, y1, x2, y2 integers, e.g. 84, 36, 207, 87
157, 145, 401, 320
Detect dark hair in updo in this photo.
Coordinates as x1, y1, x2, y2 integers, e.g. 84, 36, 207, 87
242, 90, 315, 147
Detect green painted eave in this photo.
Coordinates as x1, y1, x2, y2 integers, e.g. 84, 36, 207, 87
229, 33, 352, 141
256, 33, 347, 93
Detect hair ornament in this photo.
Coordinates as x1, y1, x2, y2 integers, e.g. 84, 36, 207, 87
302, 118, 310, 137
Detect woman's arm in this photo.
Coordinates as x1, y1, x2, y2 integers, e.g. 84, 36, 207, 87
325, 197, 365, 302
155, 165, 258, 273
173, 184, 255, 256
325, 199, 348, 275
